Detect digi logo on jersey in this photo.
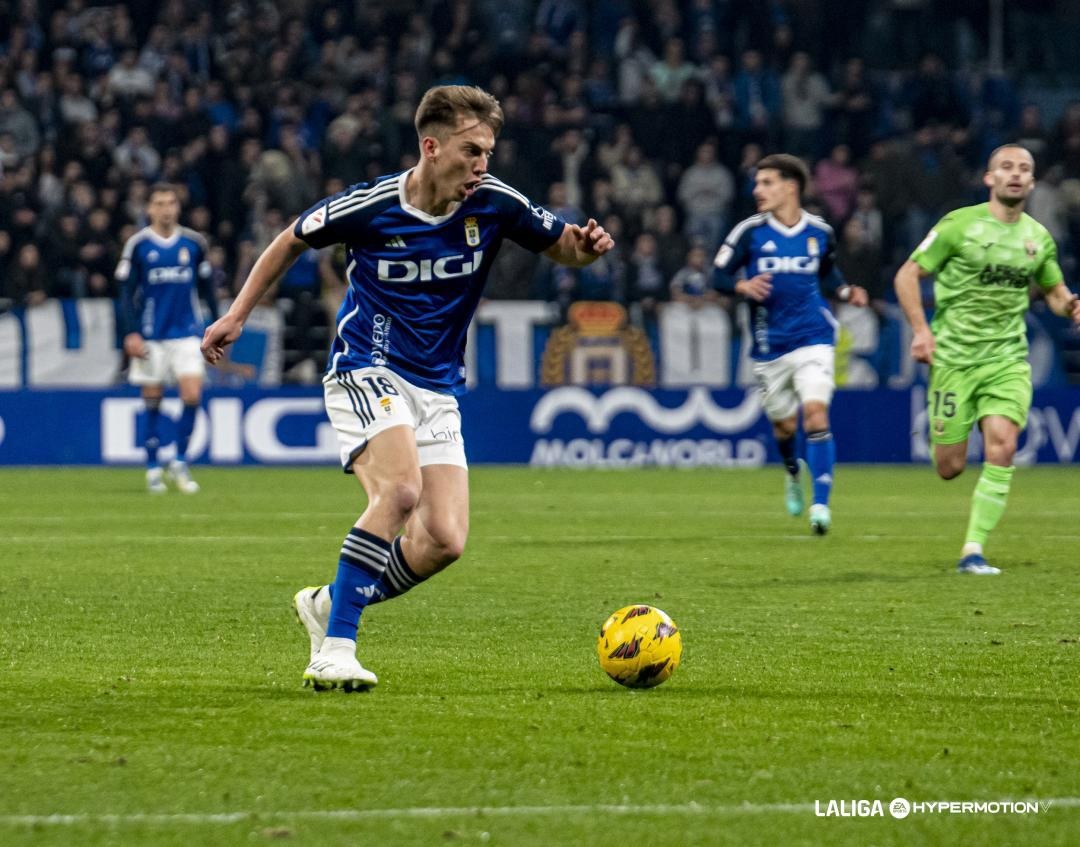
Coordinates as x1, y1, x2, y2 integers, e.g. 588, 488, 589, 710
377, 250, 484, 283
757, 256, 820, 274
147, 266, 194, 283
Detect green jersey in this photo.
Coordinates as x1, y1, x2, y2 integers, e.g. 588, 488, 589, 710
910, 203, 1062, 367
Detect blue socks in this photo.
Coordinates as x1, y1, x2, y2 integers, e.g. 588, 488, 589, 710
806, 430, 835, 507
326, 537, 427, 605
176, 403, 198, 463
144, 397, 162, 467
326, 528, 390, 639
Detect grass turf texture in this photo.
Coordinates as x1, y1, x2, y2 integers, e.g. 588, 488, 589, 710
0, 465, 1076, 846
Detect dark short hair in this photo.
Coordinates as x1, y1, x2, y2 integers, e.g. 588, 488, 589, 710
148, 182, 179, 201
756, 153, 810, 196
415, 85, 504, 139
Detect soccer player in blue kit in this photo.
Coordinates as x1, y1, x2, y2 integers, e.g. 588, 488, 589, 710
202, 86, 614, 691
713, 154, 867, 535
117, 183, 218, 494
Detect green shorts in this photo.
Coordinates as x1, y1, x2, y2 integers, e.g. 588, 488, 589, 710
927, 360, 1032, 445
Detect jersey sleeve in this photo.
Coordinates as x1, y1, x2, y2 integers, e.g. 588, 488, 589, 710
192, 233, 220, 322
293, 179, 390, 250
712, 226, 751, 292
1034, 229, 1064, 290
909, 214, 961, 274
116, 236, 141, 336
490, 185, 566, 253
818, 226, 847, 293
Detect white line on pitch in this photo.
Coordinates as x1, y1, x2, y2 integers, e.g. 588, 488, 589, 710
3, 798, 1079, 827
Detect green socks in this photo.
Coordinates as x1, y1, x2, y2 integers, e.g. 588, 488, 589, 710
964, 463, 1014, 547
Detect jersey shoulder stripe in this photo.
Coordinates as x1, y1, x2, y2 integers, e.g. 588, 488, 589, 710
328, 181, 400, 222
805, 213, 834, 236
725, 213, 768, 245
476, 181, 531, 208
328, 174, 401, 214
120, 227, 155, 260
478, 174, 529, 207
180, 227, 209, 252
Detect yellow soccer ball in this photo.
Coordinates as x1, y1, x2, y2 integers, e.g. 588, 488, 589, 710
597, 605, 682, 688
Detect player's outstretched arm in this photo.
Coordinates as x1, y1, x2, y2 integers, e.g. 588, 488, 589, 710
202, 224, 309, 364
894, 259, 935, 364
543, 218, 614, 268
1045, 283, 1080, 326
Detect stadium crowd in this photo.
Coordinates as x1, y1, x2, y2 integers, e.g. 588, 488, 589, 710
2, 0, 1080, 381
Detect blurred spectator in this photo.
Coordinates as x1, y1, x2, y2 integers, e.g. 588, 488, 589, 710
904, 52, 970, 131
646, 203, 690, 281
106, 48, 154, 99
113, 125, 161, 180
676, 139, 734, 254
814, 144, 859, 223
626, 231, 666, 330
4, 242, 48, 308
0, 88, 41, 160
829, 57, 879, 159
609, 144, 662, 230
649, 37, 698, 103
669, 244, 717, 307
781, 52, 832, 161
732, 48, 780, 148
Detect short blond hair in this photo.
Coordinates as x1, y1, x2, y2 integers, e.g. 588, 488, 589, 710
415, 85, 504, 139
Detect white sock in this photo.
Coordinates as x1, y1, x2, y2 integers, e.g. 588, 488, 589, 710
319, 636, 356, 659
961, 542, 983, 558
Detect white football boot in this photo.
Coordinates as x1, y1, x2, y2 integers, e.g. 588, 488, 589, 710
146, 466, 167, 494
303, 639, 377, 692
293, 586, 330, 662
166, 460, 200, 494
809, 503, 831, 536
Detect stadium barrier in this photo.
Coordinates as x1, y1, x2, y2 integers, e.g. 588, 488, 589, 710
2, 385, 1078, 466
1, 299, 1076, 466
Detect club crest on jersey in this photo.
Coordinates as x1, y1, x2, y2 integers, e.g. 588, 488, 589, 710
807, 237, 819, 256
1024, 240, 1037, 259
464, 216, 480, 247
179, 247, 190, 265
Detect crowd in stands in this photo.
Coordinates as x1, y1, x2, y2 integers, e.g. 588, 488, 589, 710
2, 0, 1080, 380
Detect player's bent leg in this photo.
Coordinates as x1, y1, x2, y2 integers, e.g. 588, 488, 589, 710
299, 426, 420, 686
802, 401, 835, 534
399, 463, 470, 578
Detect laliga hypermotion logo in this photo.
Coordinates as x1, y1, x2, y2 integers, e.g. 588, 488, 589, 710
530, 386, 762, 435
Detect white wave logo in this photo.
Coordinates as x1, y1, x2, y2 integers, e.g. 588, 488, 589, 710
530, 387, 762, 434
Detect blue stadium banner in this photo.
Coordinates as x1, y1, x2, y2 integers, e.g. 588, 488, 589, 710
1, 386, 1078, 466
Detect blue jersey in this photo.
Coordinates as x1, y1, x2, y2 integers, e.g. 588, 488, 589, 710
713, 211, 845, 361
294, 170, 566, 394
117, 227, 217, 340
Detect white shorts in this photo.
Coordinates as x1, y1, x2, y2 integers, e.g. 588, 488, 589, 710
323, 367, 467, 472
128, 337, 206, 386
752, 344, 835, 421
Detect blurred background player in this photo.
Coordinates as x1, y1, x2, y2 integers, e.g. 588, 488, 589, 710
201, 85, 613, 692
116, 183, 218, 494
894, 144, 1080, 575
713, 154, 868, 534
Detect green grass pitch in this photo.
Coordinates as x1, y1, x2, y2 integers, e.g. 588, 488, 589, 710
0, 465, 1077, 846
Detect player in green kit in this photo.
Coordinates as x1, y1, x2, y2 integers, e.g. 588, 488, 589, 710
894, 144, 1080, 574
